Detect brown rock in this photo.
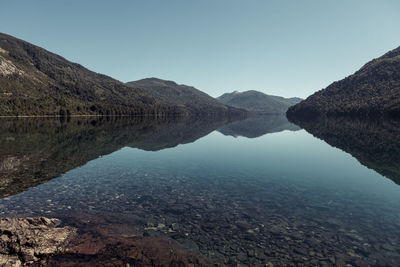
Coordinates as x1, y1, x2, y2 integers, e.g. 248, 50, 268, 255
0, 217, 76, 266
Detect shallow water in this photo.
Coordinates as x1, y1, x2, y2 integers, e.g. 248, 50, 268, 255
1, 116, 400, 266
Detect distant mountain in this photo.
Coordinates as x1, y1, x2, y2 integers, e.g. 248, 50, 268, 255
218, 114, 300, 138
0, 33, 244, 118
127, 78, 244, 116
218, 90, 302, 114
287, 46, 400, 119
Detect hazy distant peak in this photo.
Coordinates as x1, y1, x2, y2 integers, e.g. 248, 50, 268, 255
218, 90, 302, 114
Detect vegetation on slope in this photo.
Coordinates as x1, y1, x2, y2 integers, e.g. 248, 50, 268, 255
287, 46, 400, 119
0, 33, 192, 117
127, 78, 245, 117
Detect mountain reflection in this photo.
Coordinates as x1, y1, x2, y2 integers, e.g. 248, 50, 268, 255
290, 116, 400, 185
218, 115, 300, 138
0, 116, 234, 198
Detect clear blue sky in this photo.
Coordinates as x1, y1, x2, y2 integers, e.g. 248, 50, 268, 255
1, 0, 400, 98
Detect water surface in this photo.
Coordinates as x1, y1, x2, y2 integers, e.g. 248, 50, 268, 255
0, 116, 399, 266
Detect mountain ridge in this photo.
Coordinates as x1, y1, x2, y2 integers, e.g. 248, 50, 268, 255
0, 33, 171, 116
0, 33, 244, 118
218, 90, 302, 114
126, 77, 245, 116
287, 46, 400, 119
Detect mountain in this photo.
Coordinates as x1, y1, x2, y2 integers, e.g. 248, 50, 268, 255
0, 33, 243, 117
218, 90, 302, 114
127, 78, 244, 116
287, 46, 400, 119
0, 33, 176, 116
218, 114, 300, 138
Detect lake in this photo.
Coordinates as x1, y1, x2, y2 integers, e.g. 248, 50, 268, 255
0, 115, 399, 266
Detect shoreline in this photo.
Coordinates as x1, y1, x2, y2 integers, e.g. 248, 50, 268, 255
0, 114, 169, 118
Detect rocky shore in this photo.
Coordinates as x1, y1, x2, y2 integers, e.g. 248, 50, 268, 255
0, 217, 76, 266
0, 216, 207, 266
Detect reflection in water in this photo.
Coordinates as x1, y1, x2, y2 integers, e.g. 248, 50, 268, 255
0, 116, 234, 198
218, 115, 300, 138
290, 116, 400, 185
0, 117, 400, 265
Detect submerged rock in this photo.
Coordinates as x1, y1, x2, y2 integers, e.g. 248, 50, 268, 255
0, 217, 76, 266
47, 212, 209, 266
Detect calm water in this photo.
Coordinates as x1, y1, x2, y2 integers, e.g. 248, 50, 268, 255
0, 116, 400, 266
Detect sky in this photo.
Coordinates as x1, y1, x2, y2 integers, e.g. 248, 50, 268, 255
1, 1, 400, 98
